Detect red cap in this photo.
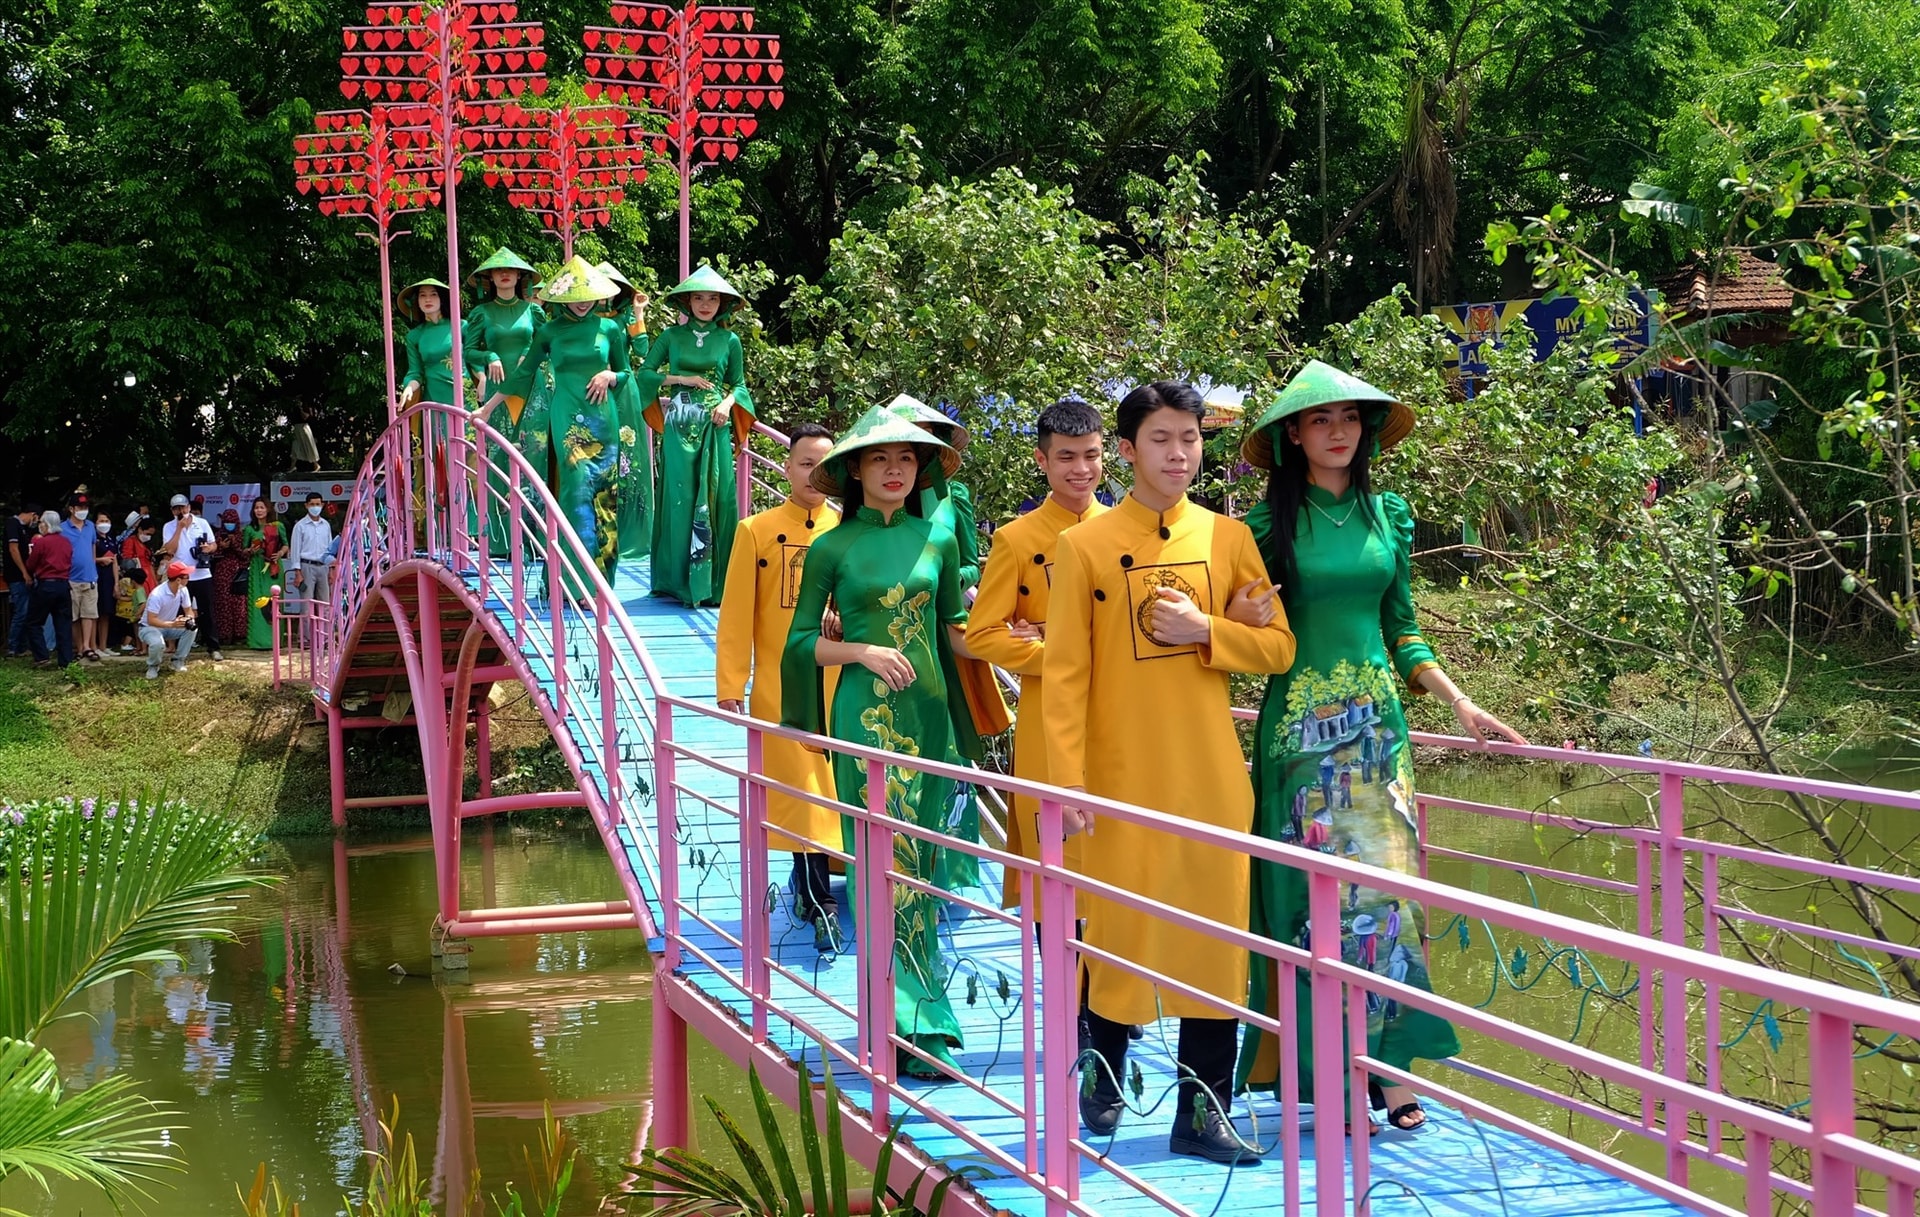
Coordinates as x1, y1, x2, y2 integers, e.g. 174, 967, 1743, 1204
166, 561, 193, 579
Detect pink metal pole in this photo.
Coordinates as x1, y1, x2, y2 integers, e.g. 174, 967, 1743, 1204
1657, 771, 1690, 1184
651, 961, 692, 1151
742, 725, 769, 1043
1807, 1010, 1857, 1217
1308, 870, 1348, 1208
380, 225, 399, 421
862, 758, 894, 1133
1036, 796, 1077, 1212
677, 134, 691, 279
270, 588, 283, 690
329, 703, 347, 828
656, 694, 681, 971
599, 590, 620, 804
475, 698, 493, 800
416, 577, 459, 926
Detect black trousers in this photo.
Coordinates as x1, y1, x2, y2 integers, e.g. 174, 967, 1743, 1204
186, 578, 221, 649
790, 852, 834, 920
1085, 1009, 1237, 1118
26, 579, 74, 666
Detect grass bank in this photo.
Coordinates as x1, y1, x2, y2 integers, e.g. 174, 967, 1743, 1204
0, 654, 561, 836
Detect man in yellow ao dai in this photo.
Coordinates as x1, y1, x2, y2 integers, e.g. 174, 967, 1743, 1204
716, 422, 844, 954
1045, 382, 1295, 1165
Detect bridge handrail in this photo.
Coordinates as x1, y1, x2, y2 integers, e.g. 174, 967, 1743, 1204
655, 693, 1920, 1217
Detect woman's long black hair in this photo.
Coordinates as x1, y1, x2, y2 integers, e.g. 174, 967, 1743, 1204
1262, 408, 1383, 608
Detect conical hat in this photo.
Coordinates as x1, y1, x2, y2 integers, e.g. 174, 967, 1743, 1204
594, 261, 640, 311
539, 255, 621, 305
466, 247, 537, 297
1241, 359, 1416, 470
398, 277, 452, 322
810, 404, 962, 498
661, 265, 745, 317
882, 393, 971, 455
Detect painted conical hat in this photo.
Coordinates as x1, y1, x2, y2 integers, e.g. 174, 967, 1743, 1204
881, 393, 971, 455
661, 265, 745, 317
539, 255, 621, 305
810, 404, 962, 498
1241, 359, 1416, 469
466, 247, 537, 296
398, 277, 452, 322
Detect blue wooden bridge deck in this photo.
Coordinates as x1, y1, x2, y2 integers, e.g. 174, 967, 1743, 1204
482, 555, 1695, 1217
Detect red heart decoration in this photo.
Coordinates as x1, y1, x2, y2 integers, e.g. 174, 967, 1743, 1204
342, 79, 361, 97
529, 50, 546, 70
650, 8, 667, 29
609, 5, 627, 25
698, 10, 719, 31
701, 139, 720, 159
340, 56, 358, 73
767, 39, 779, 57
648, 34, 669, 55
698, 116, 718, 135
505, 51, 523, 70
744, 89, 763, 107
344, 29, 359, 47
703, 61, 721, 80
744, 61, 761, 81
722, 37, 740, 55
769, 89, 783, 108
428, 190, 441, 205
406, 55, 425, 72
769, 64, 783, 82
480, 4, 499, 22
507, 77, 525, 95
408, 81, 427, 99
736, 117, 756, 137
724, 62, 742, 82
406, 28, 426, 48
296, 177, 313, 194
584, 80, 603, 99
651, 137, 668, 156
383, 54, 402, 73
317, 197, 335, 214
367, 6, 385, 24
722, 143, 738, 161
701, 87, 720, 106
724, 88, 742, 106
742, 11, 754, 31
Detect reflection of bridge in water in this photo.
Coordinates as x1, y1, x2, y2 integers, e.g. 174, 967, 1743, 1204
284, 402, 1920, 1217
284, 831, 652, 1211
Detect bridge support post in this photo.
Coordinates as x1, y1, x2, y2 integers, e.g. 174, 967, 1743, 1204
651, 962, 692, 1151
329, 703, 346, 828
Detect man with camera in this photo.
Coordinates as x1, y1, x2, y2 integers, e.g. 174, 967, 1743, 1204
158, 493, 222, 660
141, 561, 199, 678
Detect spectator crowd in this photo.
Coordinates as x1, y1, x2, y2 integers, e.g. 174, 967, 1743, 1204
4, 489, 338, 679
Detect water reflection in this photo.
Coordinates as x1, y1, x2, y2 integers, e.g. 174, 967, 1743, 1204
0, 826, 659, 1217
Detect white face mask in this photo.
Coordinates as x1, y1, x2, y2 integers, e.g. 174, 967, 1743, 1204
307, 505, 323, 517
72, 508, 87, 519
96, 522, 109, 534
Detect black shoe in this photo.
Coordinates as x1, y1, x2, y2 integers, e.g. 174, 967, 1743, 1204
1080, 1086, 1125, 1137
1128, 1023, 1145, 1040
811, 911, 841, 955
1170, 1105, 1263, 1165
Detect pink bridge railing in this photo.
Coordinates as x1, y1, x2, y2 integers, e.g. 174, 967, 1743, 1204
654, 705, 1920, 1217
298, 402, 1920, 1217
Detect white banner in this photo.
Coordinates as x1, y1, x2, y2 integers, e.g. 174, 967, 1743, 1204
269, 476, 357, 519
190, 482, 262, 525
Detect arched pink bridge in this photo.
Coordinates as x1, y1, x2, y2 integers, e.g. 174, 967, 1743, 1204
277, 402, 1920, 1217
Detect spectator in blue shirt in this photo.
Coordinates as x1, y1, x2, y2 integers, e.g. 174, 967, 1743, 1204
58, 494, 107, 661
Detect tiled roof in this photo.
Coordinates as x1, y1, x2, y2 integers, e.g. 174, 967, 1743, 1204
1669, 249, 1795, 315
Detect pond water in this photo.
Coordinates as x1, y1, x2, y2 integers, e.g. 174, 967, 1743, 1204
3, 742, 1912, 1216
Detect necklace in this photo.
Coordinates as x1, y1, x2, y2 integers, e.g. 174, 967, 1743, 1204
1307, 496, 1358, 528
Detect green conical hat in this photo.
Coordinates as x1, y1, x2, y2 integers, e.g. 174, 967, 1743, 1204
538, 255, 621, 306
466, 247, 538, 297
397, 277, 452, 322
881, 393, 971, 455
594, 261, 641, 311
811, 404, 962, 498
661, 264, 745, 318
1241, 359, 1416, 469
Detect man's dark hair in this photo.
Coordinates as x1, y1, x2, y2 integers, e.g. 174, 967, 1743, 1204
787, 421, 834, 445
1036, 397, 1103, 449
135, 516, 157, 534
19, 502, 39, 517
305, 491, 324, 504
1116, 381, 1205, 442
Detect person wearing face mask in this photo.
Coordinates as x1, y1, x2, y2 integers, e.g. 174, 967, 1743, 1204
92, 510, 125, 654
286, 493, 334, 622
58, 494, 105, 661
640, 265, 757, 606
25, 510, 76, 668
159, 494, 222, 660
6, 501, 51, 659
211, 509, 249, 647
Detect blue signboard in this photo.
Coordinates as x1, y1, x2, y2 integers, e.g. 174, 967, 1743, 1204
1433, 292, 1654, 378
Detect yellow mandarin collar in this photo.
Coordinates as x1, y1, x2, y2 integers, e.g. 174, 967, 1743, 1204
777, 497, 829, 530
1036, 494, 1099, 529
1115, 492, 1192, 536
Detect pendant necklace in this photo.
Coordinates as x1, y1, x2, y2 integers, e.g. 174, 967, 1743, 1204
1308, 497, 1358, 528
692, 322, 709, 349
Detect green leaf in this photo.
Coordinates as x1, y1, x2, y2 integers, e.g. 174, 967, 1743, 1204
0, 1037, 180, 1210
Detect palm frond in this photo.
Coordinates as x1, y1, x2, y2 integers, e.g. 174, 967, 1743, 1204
0, 1035, 180, 1211
0, 795, 274, 1043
